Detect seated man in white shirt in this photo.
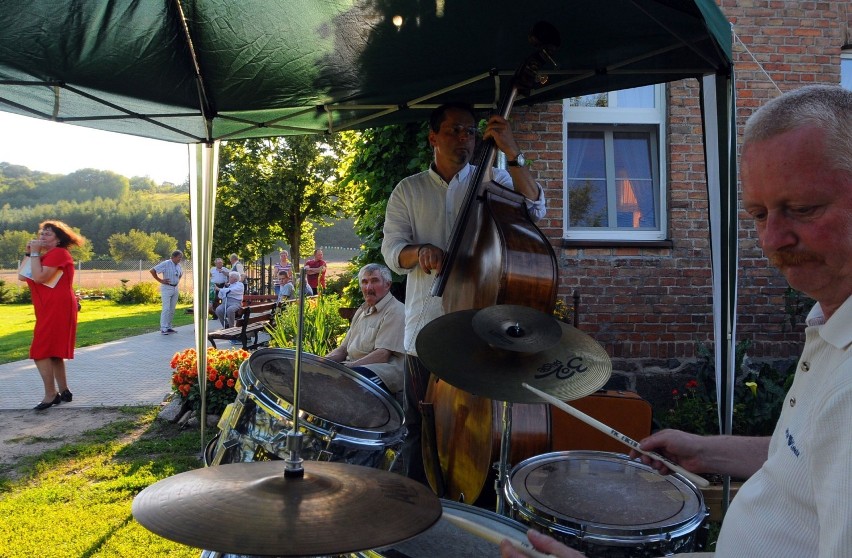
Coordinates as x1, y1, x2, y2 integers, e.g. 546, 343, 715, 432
214, 271, 245, 328
324, 263, 405, 394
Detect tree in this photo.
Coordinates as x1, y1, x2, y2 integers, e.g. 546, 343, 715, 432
69, 240, 94, 263
0, 229, 31, 266
337, 123, 432, 299
214, 136, 348, 266
151, 231, 180, 258
108, 229, 159, 261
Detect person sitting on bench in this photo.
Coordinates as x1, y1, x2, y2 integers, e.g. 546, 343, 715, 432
214, 271, 244, 328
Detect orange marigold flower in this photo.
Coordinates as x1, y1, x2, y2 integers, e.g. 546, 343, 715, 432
227, 379, 235, 388
215, 380, 224, 389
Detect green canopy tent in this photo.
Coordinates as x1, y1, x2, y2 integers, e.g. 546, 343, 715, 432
0, 0, 738, 482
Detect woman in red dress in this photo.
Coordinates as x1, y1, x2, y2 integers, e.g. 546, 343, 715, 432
18, 220, 84, 410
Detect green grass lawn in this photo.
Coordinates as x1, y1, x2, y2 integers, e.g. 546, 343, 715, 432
0, 407, 211, 557
0, 300, 193, 364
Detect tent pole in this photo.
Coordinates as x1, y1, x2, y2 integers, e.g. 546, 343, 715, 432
189, 141, 220, 454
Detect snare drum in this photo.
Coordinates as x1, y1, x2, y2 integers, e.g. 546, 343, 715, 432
207, 348, 405, 470
351, 500, 530, 557
505, 451, 707, 558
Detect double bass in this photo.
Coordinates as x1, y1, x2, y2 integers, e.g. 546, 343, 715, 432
422, 22, 561, 505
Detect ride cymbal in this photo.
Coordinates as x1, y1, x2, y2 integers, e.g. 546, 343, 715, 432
132, 461, 442, 556
416, 305, 611, 403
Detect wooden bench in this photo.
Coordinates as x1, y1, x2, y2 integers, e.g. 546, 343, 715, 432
241, 294, 278, 307
208, 301, 281, 350
208, 293, 278, 319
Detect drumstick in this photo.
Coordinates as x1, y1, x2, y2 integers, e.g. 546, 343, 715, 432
522, 383, 710, 488
442, 514, 553, 558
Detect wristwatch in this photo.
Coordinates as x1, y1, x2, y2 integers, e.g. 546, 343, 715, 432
507, 152, 525, 167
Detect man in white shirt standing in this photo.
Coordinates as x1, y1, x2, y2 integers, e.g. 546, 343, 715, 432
381, 101, 546, 483
149, 250, 183, 335
209, 258, 229, 288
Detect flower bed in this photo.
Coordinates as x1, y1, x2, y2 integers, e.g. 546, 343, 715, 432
170, 347, 249, 415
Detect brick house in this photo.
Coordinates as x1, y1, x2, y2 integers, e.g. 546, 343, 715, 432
511, 1, 851, 404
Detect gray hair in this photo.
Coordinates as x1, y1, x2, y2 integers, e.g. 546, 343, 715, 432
214, 258, 223, 265
743, 85, 852, 175
229, 253, 239, 261
358, 263, 392, 284
228, 271, 240, 281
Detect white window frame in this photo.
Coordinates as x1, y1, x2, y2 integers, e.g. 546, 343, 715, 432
562, 85, 667, 241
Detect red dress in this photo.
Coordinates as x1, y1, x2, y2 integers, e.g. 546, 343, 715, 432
26, 248, 78, 359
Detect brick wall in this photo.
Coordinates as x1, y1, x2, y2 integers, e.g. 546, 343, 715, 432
513, 1, 849, 398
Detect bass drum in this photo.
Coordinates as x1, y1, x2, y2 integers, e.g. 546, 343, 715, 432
208, 348, 405, 470
505, 451, 707, 558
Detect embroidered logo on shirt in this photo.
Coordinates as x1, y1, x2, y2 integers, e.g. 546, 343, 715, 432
785, 428, 801, 458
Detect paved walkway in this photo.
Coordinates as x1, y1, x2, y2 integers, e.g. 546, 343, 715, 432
0, 320, 226, 411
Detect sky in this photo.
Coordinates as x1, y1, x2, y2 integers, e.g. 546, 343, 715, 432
0, 111, 190, 185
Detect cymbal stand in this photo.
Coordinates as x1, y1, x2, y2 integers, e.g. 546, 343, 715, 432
494, 400, 513, 516
283, 267, 309, 478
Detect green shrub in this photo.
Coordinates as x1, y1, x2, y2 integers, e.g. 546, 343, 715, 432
0, 279, 12, 304
122, 281, 161, 304
10, 284, 31, 304
657, 340, 796, 436
266, 294, 348, 355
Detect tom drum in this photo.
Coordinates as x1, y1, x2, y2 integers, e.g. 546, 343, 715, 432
206, 348, 405, 470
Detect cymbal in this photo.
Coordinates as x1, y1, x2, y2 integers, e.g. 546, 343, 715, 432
416, 305, 611, 403
471, 304, 562, 353
132, 461, 442, 556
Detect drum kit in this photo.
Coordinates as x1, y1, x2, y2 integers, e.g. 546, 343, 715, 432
132, 303, 709, 557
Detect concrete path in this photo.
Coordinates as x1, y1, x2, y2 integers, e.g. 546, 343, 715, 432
0, 319, 229, 411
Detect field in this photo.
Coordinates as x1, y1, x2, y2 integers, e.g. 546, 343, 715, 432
0, 254, 355, 294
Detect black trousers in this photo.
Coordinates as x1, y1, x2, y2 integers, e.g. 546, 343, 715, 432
401, 354, 431, 485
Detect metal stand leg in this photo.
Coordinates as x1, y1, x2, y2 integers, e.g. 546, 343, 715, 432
495, 400, 513, 516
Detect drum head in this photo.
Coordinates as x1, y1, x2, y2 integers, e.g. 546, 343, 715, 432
507, 451, 705, 541
247, 348, 403, 435
365, 500, 529, 557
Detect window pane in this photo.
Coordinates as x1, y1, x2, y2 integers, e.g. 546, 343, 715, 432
567, 132, 608, 227
568, 179, 608, 227
567, 131, 606, 176
613, 132, 656, 228
615, 86, 655, 108
842, 55, 852, 90
568, 93, 608, 107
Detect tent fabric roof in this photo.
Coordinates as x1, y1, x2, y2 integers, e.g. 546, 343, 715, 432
0, 0, 731, 143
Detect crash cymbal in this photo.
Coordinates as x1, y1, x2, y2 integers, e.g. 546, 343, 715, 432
416, 306, 611, 403
471, 304, 562, 353
132, 461, 442, 556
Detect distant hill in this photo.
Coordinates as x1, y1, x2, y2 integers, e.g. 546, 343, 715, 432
314, 218, 362, 249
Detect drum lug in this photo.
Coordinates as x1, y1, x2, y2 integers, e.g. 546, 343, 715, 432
317, 427, 339, 461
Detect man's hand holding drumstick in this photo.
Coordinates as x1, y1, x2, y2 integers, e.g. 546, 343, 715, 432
522, 383, 710, 488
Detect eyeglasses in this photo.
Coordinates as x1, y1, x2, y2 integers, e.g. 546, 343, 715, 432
444, 124, 478, 137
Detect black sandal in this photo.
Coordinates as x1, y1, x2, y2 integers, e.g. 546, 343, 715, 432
34, 393, 61, 411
